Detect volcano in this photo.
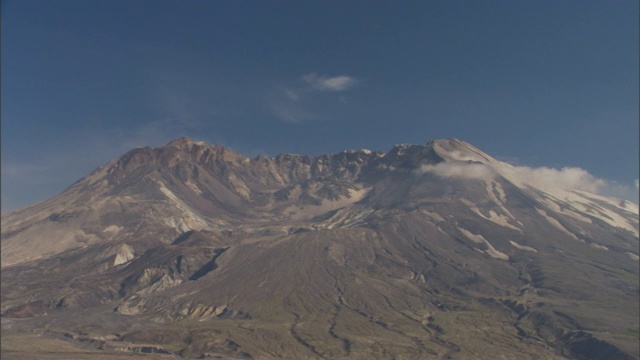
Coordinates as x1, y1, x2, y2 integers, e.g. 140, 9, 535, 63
1, 138, 638, 359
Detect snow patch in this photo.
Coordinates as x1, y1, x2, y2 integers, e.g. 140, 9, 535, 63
484, 180, 518, 220
227, 173, 251, 199
573, 190, 639, 214
487, 210, 522, 232
103, 225, 123, 234
185, 180, 203, 195
535, 208, 581, 241
344, 149, 372, 155
460, 198, 521, 232
114, 243, 135, 266
155, 179, 210, 232
417, 146, 637, 236
431, 140, 498, 164
619, 199, 640, 213
419, 209, 445, 223
509, 240, 537, 252
285, 187, 371, 221
481, 241, 509, 260
376, 164, 396, 171
322, 206, 375, 229
458, 227, 509, 260
588, 204, 638, 236
393, 144, 412, 155
491, 181, 508, 204
458, 227, 484, 244
538, 195, 593, 223
589, 243, 609, 251
535, 189, 638, 236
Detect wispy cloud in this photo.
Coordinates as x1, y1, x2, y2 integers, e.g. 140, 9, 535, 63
114, 118, 191, 151
302, 73, 358, 91
268, 73, 359, 123
269, 102, 315, 124
502, 165, 605, 194
147, 72, 220, 129
598, 179, 640, 202
418, 162, 496, 180
284, 88, 300, 102
418, 161, 638, 203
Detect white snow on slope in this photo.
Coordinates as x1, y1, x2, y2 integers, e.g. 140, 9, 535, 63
460, 198, 522, 232
458, 227, 509, 260
419, 209, 446, 223
536, 194, 593, 224
509, 240, 537, 252
491, 180, 508, 203
114, 243, 135, 266
422, 140, 638, 236
322, 207, 375, 229
589, 243, 609, 251
185, 179, 203, 195
483, 180, 520, 223
103, 225, 123, 234
285, 187, 370, 221
155, 178, 210, 232
535, 208, 581, 241
539, 190, 638, 236
431, 139, 499, 164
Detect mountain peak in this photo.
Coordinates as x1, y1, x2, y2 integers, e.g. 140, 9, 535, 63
427, 138, 498, 164
165, 137, 209, 148
2, 136, 638, 359
166, 136, 193, 146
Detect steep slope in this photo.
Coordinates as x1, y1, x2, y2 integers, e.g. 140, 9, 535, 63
1, 138, 638, 359
1, 137, 380, 267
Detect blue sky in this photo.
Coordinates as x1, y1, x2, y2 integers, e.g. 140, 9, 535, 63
2, 0, 638, 211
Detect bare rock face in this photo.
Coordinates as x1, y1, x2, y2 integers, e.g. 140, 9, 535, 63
1, 137, 638, 359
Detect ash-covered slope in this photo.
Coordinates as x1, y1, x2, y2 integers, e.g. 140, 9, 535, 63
1, 137, 382, 267
1, 138, 638, 360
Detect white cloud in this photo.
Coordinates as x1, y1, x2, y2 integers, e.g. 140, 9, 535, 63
146, 69, 221, 129
499, 165, 605, 193
267, 73, 358, 123
116, 118, 187, 150
265, 86, 314, 124
269, 104, 314, 124
1, 163, 50, 178
418, 160, 638, 203
598, 179, 640, 203
302, 73, 358, 91
418, 162, 496, 180
284, 88, 300, 102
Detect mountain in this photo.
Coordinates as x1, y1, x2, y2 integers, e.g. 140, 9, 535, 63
1, 137, 638, 360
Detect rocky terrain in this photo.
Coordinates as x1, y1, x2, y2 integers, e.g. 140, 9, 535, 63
1, 137, 638, 359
